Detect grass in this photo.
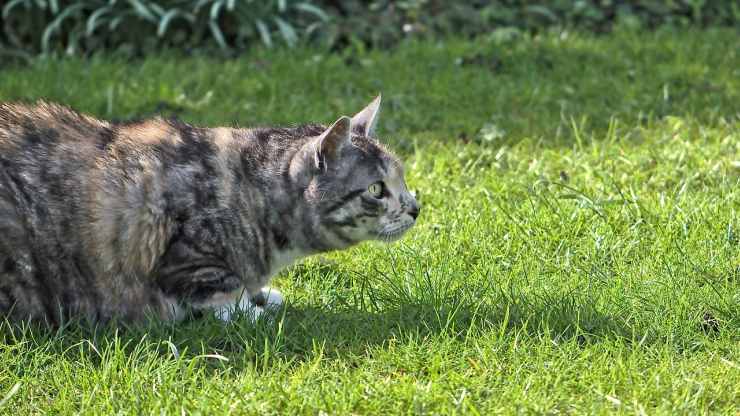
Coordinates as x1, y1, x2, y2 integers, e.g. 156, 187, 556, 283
0, 27, 739, 414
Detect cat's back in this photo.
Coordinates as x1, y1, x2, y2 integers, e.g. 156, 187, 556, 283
0, 101, 187, 197
0, 101, 110, 152
0, 101, 115, 217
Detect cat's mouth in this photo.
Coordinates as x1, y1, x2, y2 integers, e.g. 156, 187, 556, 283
376, 223, 414, 242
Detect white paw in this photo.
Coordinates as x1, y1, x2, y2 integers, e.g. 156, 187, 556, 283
214, 287, 284, 323
260, 287, 284, 309
214, 295, 261, 323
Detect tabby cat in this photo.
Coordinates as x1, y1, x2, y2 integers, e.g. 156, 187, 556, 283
0, 95, 419, 325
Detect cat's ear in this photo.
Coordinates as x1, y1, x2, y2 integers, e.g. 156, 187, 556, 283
314, 115, 351, 170
351, 94, 381, 137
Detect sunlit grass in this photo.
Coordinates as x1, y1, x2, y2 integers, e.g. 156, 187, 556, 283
0, 28, 738, 414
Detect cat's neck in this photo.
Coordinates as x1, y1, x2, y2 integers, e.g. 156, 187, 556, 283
216, 128, 317, 254
213, 126, 355, 257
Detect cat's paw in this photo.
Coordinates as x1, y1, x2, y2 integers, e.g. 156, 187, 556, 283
214, 295, 260, 323
214, 288, 283, 323
256, 287, 284, 310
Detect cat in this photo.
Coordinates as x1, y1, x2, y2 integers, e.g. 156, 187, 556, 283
0, 95, 419, 325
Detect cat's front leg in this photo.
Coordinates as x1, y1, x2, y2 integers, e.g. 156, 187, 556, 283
250, 287, 284, 309
214, 287, 284, 323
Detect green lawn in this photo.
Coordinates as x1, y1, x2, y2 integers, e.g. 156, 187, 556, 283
1, 27, 739, 414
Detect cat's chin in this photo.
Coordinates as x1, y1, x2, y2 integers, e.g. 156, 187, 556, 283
376, 225, 413, 242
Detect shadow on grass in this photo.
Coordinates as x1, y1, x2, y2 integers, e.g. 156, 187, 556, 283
277, 301, 628, 356
0, 289, 631, 373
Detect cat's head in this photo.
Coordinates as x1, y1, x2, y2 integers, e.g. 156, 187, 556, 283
295, 95, 419, 249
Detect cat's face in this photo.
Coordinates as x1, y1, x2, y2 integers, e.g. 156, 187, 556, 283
302, 96, 420, 248
316, 137, 419, 245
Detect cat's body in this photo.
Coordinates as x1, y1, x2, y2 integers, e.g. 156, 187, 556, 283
0, 96, 419, 325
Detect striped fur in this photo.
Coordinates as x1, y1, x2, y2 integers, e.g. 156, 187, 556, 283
0, 96, 419, 325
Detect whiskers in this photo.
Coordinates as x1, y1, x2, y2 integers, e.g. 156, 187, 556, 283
376, 223, 412, 242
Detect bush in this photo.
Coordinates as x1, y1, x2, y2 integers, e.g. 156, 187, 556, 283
1, 0, 739, 59
1, 0, 329, 58
327, 1, 740, 48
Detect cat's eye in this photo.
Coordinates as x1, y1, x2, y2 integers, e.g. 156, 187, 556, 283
368, 182, 384, 198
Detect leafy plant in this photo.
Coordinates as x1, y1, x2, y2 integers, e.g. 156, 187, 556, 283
1, 0, 738, 58
1, 0, 329, 57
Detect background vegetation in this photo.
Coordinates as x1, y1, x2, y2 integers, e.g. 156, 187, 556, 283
2, 0, 740, 60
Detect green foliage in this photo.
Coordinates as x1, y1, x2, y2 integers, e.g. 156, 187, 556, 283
329, 0, 740, 48
0, 28, 739, 414
1, 1, 739, 58
1, 0, 329, 59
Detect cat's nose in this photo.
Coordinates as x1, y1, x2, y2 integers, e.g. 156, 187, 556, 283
408, 202, 420, 220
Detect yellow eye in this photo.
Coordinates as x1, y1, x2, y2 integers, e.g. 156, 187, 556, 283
368, 182, 384, 198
